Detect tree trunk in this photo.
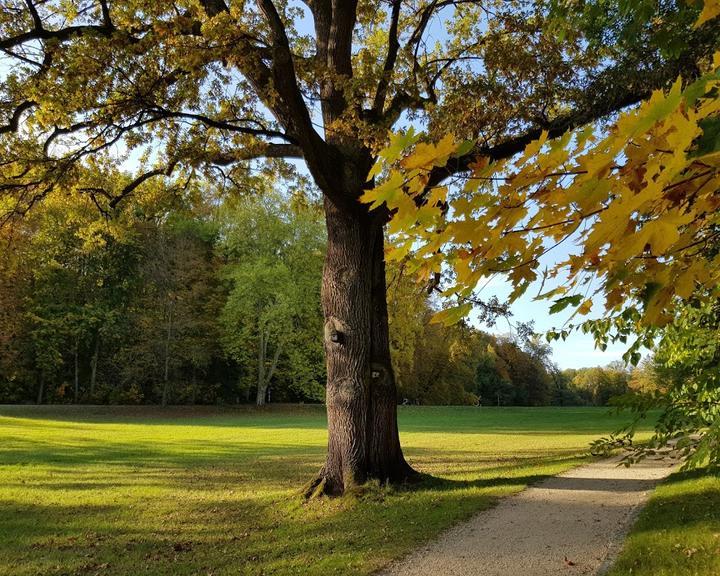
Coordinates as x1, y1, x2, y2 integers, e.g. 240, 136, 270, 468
191, 366, 197, 405
73, 337, 80, 403
256, 330, 266, 406
257, 329, 282, 406
36, 373, 44, 405
305, 197, 414, 497
162, 302, 173, 407
366, 223, 411, 481
89, 334, 99, 398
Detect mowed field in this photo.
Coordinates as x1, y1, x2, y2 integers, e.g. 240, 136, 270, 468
0, 405, 650, 576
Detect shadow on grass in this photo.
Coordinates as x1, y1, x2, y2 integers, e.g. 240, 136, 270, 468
0, 404, 650, 436
0, 404, 329, 429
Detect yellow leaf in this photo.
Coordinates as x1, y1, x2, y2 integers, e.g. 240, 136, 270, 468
401, 134, 457, 170
695, 0, 720, 28
359, 171, 404, 210
519, 130, 548, 163
578, 299, 593, 316
430, 303, 473, 326
643, 218, 683, 256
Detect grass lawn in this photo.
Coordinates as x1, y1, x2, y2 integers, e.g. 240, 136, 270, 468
608, 468, 720, 576
0, 405, 649, 576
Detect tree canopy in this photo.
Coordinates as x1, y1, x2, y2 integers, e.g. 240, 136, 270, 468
363, 2, 720, 356
360, 0, 720, 468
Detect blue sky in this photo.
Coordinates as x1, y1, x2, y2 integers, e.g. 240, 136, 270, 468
469, 264, 631, 370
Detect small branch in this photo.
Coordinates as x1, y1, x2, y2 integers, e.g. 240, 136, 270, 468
108, 162, 178, 208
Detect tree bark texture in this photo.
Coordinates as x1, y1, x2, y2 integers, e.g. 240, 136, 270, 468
305, 196, 414, 497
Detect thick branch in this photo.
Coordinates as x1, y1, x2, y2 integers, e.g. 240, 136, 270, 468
0, 22, 115, 50
428, 26, 720, 186
371, 0, 402, 116
204, 144, 304, 165
199, 0, 229, 17
0, 101, 35, 134
254, 0, 345, 196
150, 109, 297, 143
108, 163, 177, 208
381, 92, 434, 126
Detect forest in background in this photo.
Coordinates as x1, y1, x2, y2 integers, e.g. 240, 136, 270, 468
0, 180, 657, 407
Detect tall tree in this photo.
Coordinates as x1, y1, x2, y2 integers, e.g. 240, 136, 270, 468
219, 192, 325, 405
1, 0, 715, 494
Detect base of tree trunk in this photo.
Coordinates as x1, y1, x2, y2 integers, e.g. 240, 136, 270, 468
302, 461, 420, 499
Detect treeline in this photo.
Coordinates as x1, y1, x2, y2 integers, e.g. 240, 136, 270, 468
0, 184, 642, 407
0, 185, 326, 405
437, 334, 635, 408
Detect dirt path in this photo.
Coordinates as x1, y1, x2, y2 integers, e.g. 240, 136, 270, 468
380, 457, 676, 576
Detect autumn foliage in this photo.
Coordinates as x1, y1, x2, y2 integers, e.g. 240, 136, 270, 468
363, 39, 720, 356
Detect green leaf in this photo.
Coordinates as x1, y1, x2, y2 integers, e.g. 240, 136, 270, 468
452, 139, 477, 158
549, 294, 583, 314
692, 116, 720, 157
430, 302, 473, 326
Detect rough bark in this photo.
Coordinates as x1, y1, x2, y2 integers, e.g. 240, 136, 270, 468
367, 223, 414, 481
304, 196, 414, 497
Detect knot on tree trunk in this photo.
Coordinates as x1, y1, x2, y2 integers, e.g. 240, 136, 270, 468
324, 316, 351, 346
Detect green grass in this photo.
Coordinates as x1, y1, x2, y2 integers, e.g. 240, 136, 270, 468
0, 405, 648, 576
608, 468, 720, 576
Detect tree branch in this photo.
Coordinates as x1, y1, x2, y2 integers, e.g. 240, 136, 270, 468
371, 0, 402, 116
0, 101, 35, 135
149, 108, 297, 143
108, 163, 178, 208
203, 144, 304, 165
0, 22, 115, 51
427, 26, 720, 187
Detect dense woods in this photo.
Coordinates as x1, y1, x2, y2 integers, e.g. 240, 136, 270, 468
0, 181, 643, 408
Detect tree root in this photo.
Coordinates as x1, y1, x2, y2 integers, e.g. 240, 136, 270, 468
302, 463, 422, 499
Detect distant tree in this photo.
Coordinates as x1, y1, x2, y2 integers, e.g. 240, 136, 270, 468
118, 214, 222, 405
475, 346, 514, 406
550, 368, 587, 406
570, 365, 629, 406
387, 264, 428, 401
494, 338, 552, 406
219, 193, 325, 406
628, 357, 666, 395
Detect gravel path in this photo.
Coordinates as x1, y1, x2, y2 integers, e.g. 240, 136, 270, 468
379, 456, 676, 576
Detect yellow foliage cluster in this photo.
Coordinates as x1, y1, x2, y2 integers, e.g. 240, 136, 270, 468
362, 48, 720, 328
